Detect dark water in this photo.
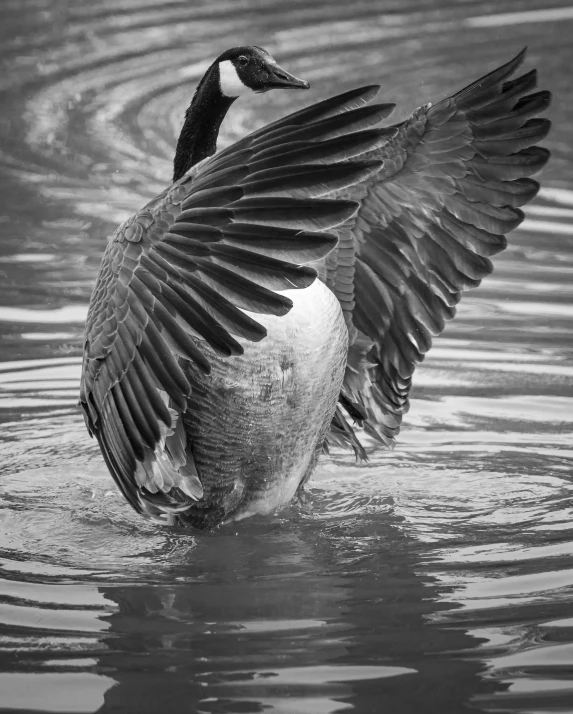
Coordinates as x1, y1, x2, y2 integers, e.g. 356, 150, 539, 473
1, 1, 572, 712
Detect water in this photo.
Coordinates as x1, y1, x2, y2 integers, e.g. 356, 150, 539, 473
0, 0, 572, 711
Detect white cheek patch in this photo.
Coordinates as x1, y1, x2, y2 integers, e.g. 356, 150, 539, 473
219, 60, 251, 97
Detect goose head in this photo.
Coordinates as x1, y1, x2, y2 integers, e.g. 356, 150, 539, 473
216, 46, 310, 97
173, 47, 309, 181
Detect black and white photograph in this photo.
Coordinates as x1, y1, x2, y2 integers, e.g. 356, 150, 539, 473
0, 1, 571, 712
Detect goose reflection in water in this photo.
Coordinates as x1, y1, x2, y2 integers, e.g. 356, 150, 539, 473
92, 514, 505, 713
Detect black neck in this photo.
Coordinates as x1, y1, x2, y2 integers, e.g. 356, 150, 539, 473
172, 64, 236, 182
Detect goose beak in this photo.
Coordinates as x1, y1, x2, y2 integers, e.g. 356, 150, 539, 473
265, 62, 310, 91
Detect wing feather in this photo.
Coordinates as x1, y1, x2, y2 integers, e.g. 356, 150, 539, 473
329, 49, 551, 453
80, 97, 387, 519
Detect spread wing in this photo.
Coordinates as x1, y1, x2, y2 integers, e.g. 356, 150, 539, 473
328, 49, 551, 451
80, 88, 395, 520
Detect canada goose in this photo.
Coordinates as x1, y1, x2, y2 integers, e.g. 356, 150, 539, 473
80, 46, 551, 528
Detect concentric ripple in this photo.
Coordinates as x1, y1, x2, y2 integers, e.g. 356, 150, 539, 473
0, 0, 572, 712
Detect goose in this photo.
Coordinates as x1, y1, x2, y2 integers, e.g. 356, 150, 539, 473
80, 46, 551, 528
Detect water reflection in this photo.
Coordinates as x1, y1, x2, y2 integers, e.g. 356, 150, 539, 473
0, 358, 80, 415
2, 451, 573, 711
89, 516, 500, 713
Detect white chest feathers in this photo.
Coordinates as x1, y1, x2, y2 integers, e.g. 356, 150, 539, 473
218, 60, 251, 97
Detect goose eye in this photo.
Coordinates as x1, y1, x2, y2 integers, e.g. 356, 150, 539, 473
237, 56, 249, 67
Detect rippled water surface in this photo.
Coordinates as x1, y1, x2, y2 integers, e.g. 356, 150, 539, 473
1, 1, 572, 712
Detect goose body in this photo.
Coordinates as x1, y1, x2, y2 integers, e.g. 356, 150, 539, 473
80, 46, 551, 527
183, 279, 347, 527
